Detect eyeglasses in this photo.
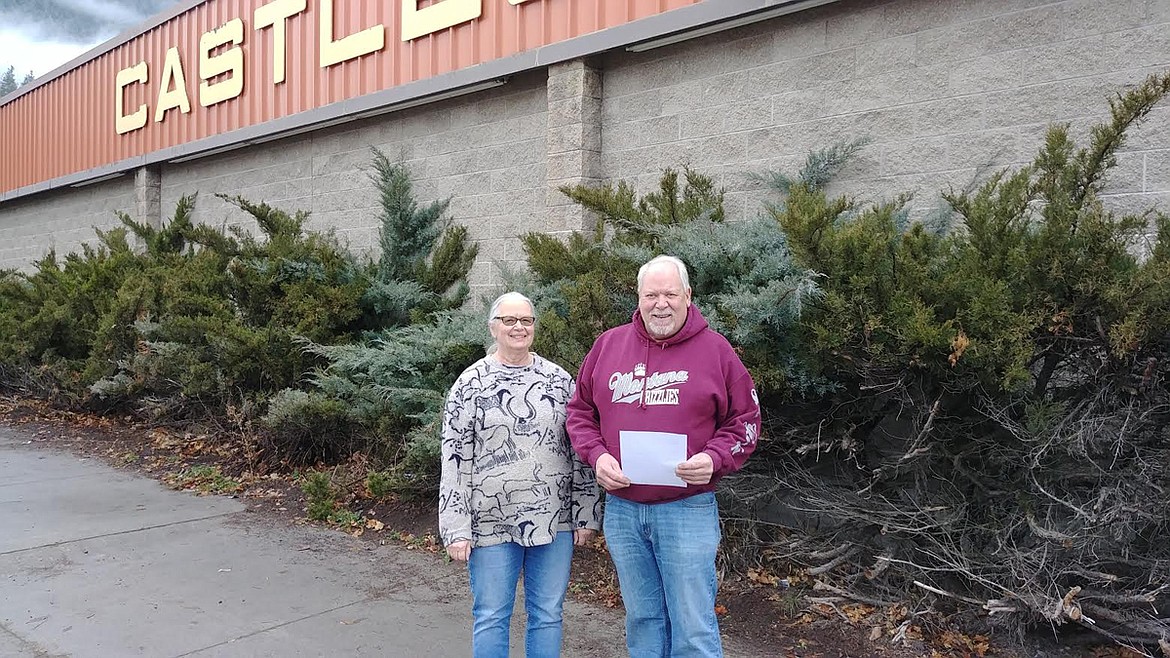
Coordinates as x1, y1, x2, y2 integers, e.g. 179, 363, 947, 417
493, 316, 535, 327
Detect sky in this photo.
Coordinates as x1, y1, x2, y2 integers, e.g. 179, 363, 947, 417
0, 0, 184, 79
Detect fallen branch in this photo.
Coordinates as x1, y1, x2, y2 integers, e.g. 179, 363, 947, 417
912, 580, 985, 606
813, 579, 899, 607
807, 546, 859, 575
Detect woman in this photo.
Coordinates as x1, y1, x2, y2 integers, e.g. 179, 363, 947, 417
439, 292, 602, 658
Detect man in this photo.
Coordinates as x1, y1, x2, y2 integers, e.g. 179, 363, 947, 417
567, 255, 760, 658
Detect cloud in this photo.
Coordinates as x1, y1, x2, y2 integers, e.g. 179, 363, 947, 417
0, 30, 93, 78
0, 0, 182, 44
0, 0, 182, 78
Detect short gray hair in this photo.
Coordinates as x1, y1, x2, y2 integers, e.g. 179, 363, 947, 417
637, 255, 691, 293
488, 291, 534, 327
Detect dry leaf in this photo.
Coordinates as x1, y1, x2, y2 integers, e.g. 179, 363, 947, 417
748, 568, 780, 586
843, 604, 875, 624
949, 330, 970, 367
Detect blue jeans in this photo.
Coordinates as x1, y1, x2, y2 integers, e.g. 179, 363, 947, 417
468, 531, 574, 658
603, 493, 723, 658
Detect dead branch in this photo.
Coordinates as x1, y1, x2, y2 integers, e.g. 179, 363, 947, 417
807, 546, 860, 576
912, 580, 986, 606
813, 579, 899, 607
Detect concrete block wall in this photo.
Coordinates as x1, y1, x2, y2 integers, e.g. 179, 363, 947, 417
159, 72, 549, 290
5, 0, 1170, 280
0, 177, 136, 270
599, 0, 1170, 226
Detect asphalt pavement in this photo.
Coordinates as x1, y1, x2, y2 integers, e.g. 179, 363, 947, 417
0, 424, 641, 658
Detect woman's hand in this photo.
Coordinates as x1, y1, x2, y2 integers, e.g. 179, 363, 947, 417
573, 528, 597, 546
446, 540, 471, 562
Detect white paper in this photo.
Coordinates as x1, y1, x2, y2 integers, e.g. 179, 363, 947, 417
619, 430, 688, 487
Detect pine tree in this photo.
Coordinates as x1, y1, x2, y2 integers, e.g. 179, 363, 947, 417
0, 66, 17, 96
363, 148, 478, 326
263, 154, 483, 473
0, 66, 33, 95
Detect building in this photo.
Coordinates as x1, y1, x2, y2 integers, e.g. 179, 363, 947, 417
2, 0, 1168, 289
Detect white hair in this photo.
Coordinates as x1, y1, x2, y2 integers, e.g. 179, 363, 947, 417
488, 291, 535, 327
637, 255, 691, 293
486, 291, 535, 356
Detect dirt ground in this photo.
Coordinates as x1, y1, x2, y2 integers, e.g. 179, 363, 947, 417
0, 396, 1145, 658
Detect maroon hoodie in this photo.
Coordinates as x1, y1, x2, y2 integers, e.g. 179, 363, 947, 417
567, 304, 760, 504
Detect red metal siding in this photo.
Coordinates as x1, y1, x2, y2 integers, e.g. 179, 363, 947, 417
0, 0, 699, 194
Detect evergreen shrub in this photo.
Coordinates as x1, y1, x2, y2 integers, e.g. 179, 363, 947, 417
749, 71, 1170, 646
267, 152, 482, 480
90, 193, 368, 419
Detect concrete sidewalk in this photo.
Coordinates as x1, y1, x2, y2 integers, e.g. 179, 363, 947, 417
0, 424, 641, 658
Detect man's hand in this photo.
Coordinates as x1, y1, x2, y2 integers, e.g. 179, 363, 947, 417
573, 528, 597, 546
446, 540, 471, 562
676, 452, 714, 485
594, 453, 631, 491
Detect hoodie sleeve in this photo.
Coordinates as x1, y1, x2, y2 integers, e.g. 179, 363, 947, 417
702, 356, 761, 477
438, 376, 475, 547
567, 340, 609, 468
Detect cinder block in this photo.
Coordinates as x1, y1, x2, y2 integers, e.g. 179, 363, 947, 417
547, 96, 585, 128
821, 63, 950, 115
1100, 191, 1170, 221
1141, 149, 1170, 193
769, 14, 830, 61
547, 151, 604, 182
677, 133, 750, 170
582, 68, 603, 100
1063, 0, 1151, 40
490, 165, 545, 193
742, 125, 802, 161
825, 0, 894, 50
478, 189, 542, 217
617, 115, 681, 148
1105, 25, 1170, 71
911, 97, 988, 137
430, 151, 481, 178
771, 87, 828, 127
979, 76, 1113, 129
505, 88, 549, 117
616, 143, 685, 178
678, 107, 726, 140
791, 48, 860, 85
884, 128, 1028, 178
916, 4, 1064, 64
547, 123, 588, 155
1128, 107, 1170, 152
468, 260, 492, 287
659, 81, 706, 116
477, 139, 544, 170
856, 35, 917, 77
945, 33, 1134, 97
698, 72, 751, 108
725, 98, 774, 133
447, 194, 477, 220
548, 65, 587, 103
612, 90, 664, 121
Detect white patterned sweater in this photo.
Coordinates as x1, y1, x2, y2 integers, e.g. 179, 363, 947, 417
439, 354, 602, 548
